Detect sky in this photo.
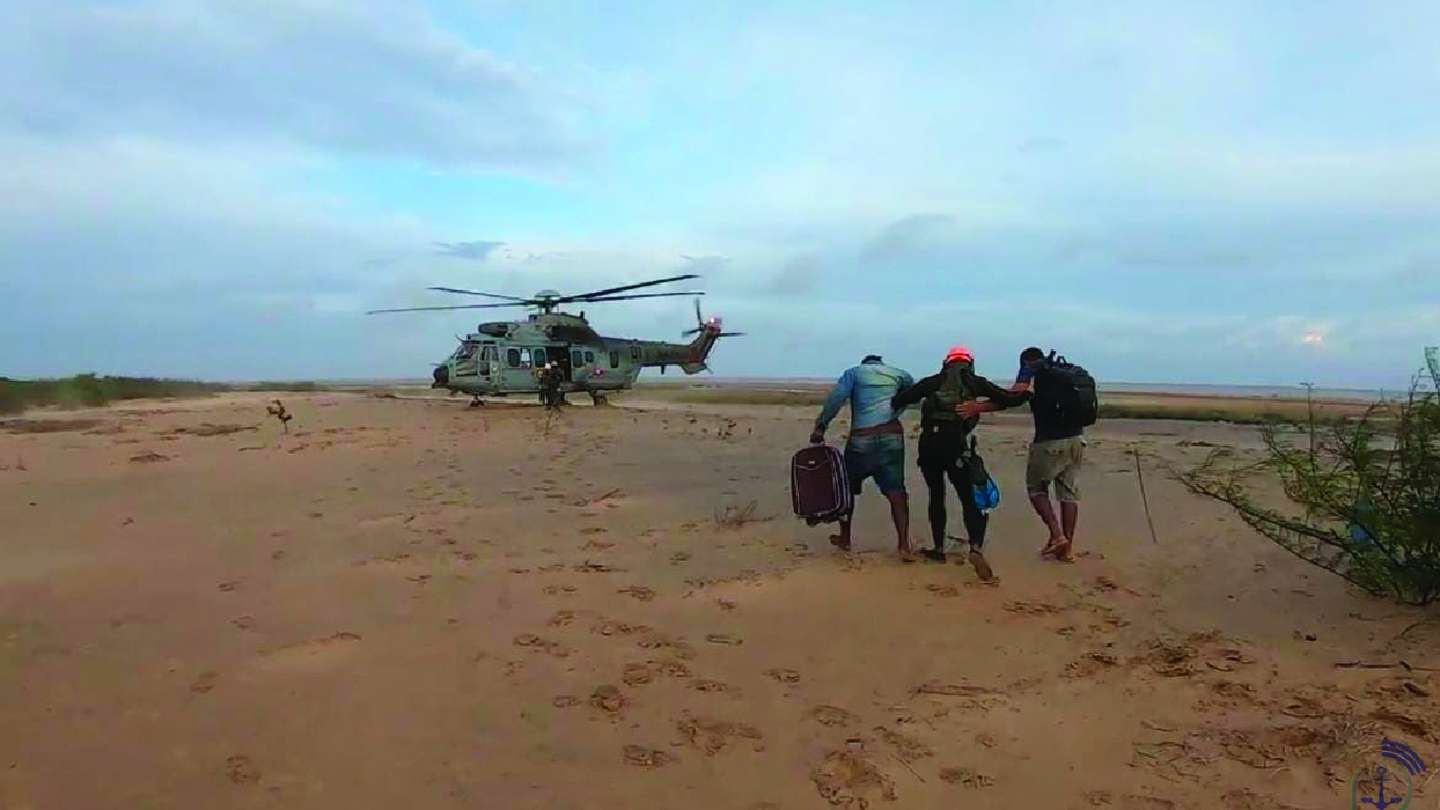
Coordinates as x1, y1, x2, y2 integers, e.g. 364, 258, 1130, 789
2, 0, 1438, 388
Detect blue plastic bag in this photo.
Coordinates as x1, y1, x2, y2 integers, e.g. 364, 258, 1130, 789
972, 476, 1001, 514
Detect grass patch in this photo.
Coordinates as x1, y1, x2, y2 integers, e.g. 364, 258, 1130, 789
244, 381, 321, 392
0, 375, 335, 414
0, 374, 228, 414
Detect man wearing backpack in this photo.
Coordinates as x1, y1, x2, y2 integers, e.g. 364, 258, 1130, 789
961, 347, 1096, 562
891, 346, 1030, 581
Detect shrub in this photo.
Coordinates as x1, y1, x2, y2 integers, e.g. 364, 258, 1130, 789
1181, 381, 1440, 606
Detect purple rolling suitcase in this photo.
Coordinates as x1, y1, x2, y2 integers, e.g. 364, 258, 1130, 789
791, 444, 852, 524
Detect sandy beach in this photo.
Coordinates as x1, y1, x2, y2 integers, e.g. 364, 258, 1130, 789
1, 389, 1435, 809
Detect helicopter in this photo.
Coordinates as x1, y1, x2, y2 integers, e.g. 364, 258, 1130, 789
367, 274, 742, 405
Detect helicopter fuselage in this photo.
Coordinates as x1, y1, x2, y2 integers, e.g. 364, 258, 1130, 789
431, 311, 721, 399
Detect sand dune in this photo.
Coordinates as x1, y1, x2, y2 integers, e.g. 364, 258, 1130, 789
1, 392, 1435, 809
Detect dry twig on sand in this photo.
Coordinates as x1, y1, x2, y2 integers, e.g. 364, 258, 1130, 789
714, 500, 770, 529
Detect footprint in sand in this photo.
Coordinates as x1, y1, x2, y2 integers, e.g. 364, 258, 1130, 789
255, 632, 362, 674
622, 745, 675, 768
1063, 651, 1120, 679
705, 633, 743, 646
926, 584, 960, 598
809, 705, 859, 727
638, 634, 696, 660
1003, 600, 1062, 616
190, 671, 220, 694
618, 586, 656, 602
655, 659, 692, 679
226, 755, 261, 785
677, 714, 765, 755
231, 616, 256, 631
512, 633, 570, 657
542, 584, 578, 596
765, 668, 801, 684
810, 748, 896, 806
592, 619, 651, 637
938, 766, 994, 789
691, 679, 734, 695
552, 695, 581, 708
217, 581, 240, 593
589, 685, 628, 717
623, 663, 654, 686
547, 610, 576, 627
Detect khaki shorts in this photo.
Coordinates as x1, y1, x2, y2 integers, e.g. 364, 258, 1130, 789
1027, 436, 1085, 502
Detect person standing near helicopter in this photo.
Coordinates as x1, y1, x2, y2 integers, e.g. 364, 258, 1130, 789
891, 346, 1030, 581
537, 362, 562, 410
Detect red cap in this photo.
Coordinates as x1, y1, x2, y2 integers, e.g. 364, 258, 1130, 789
944, 346, 974, 365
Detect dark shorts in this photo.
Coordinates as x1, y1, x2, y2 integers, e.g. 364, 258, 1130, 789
844, 433, 906, 496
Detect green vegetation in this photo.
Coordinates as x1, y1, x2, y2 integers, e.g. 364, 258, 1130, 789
0, 374, 228, 414
244, 381, 320, 393
1183, 383, 1440, 606
0, 375, 334, 414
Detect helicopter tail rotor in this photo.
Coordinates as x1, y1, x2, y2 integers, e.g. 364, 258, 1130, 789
681, 298, 742, 338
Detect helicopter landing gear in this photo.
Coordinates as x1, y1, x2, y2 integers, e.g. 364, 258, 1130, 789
468, 395, 484, 408
589, 391, 610, 407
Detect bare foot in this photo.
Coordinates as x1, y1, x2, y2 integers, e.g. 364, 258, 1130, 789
898, 547, 917, 564
1049, 539, 1075, 563
1039, 536, 1066, 558
968, 549, 996, 582
829, 535, 851, 551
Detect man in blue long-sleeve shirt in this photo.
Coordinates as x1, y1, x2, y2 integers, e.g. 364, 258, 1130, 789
810, 354, 917, 561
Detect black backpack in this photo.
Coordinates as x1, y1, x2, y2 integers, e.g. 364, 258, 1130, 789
1041, 351, 1098, 428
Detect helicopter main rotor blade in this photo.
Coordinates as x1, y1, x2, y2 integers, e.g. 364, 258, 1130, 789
573, 292, 705, 303
365, 302, 530, 314
426, 287, 533, 302
558, 273, 700, 303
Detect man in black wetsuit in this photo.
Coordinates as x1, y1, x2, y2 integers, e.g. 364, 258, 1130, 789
891, 346, 1030, 581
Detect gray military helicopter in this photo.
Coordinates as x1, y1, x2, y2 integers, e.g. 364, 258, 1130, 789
368, 274, 741, 405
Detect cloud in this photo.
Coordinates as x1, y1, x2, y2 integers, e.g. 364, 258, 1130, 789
0, 0, 588, 168
434, 241, 506, 261
858, 214, 960, 264
761, 255, 823, 296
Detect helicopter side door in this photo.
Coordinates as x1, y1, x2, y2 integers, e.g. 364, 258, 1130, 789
499, 346, 538, 392
570, 347, 598, 386
478, 344, 500, 383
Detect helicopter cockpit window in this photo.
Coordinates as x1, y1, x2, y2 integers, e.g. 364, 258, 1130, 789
507, 348, 521, 368
519, 348, 532, 369
571, 350, 584, 368
609, 351, 620, 369
585, 351, 595, 365
533, 348, 547, 366
457, 343, 477, 360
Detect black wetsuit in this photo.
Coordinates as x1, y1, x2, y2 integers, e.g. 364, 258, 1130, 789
892, 364, 1030, 553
